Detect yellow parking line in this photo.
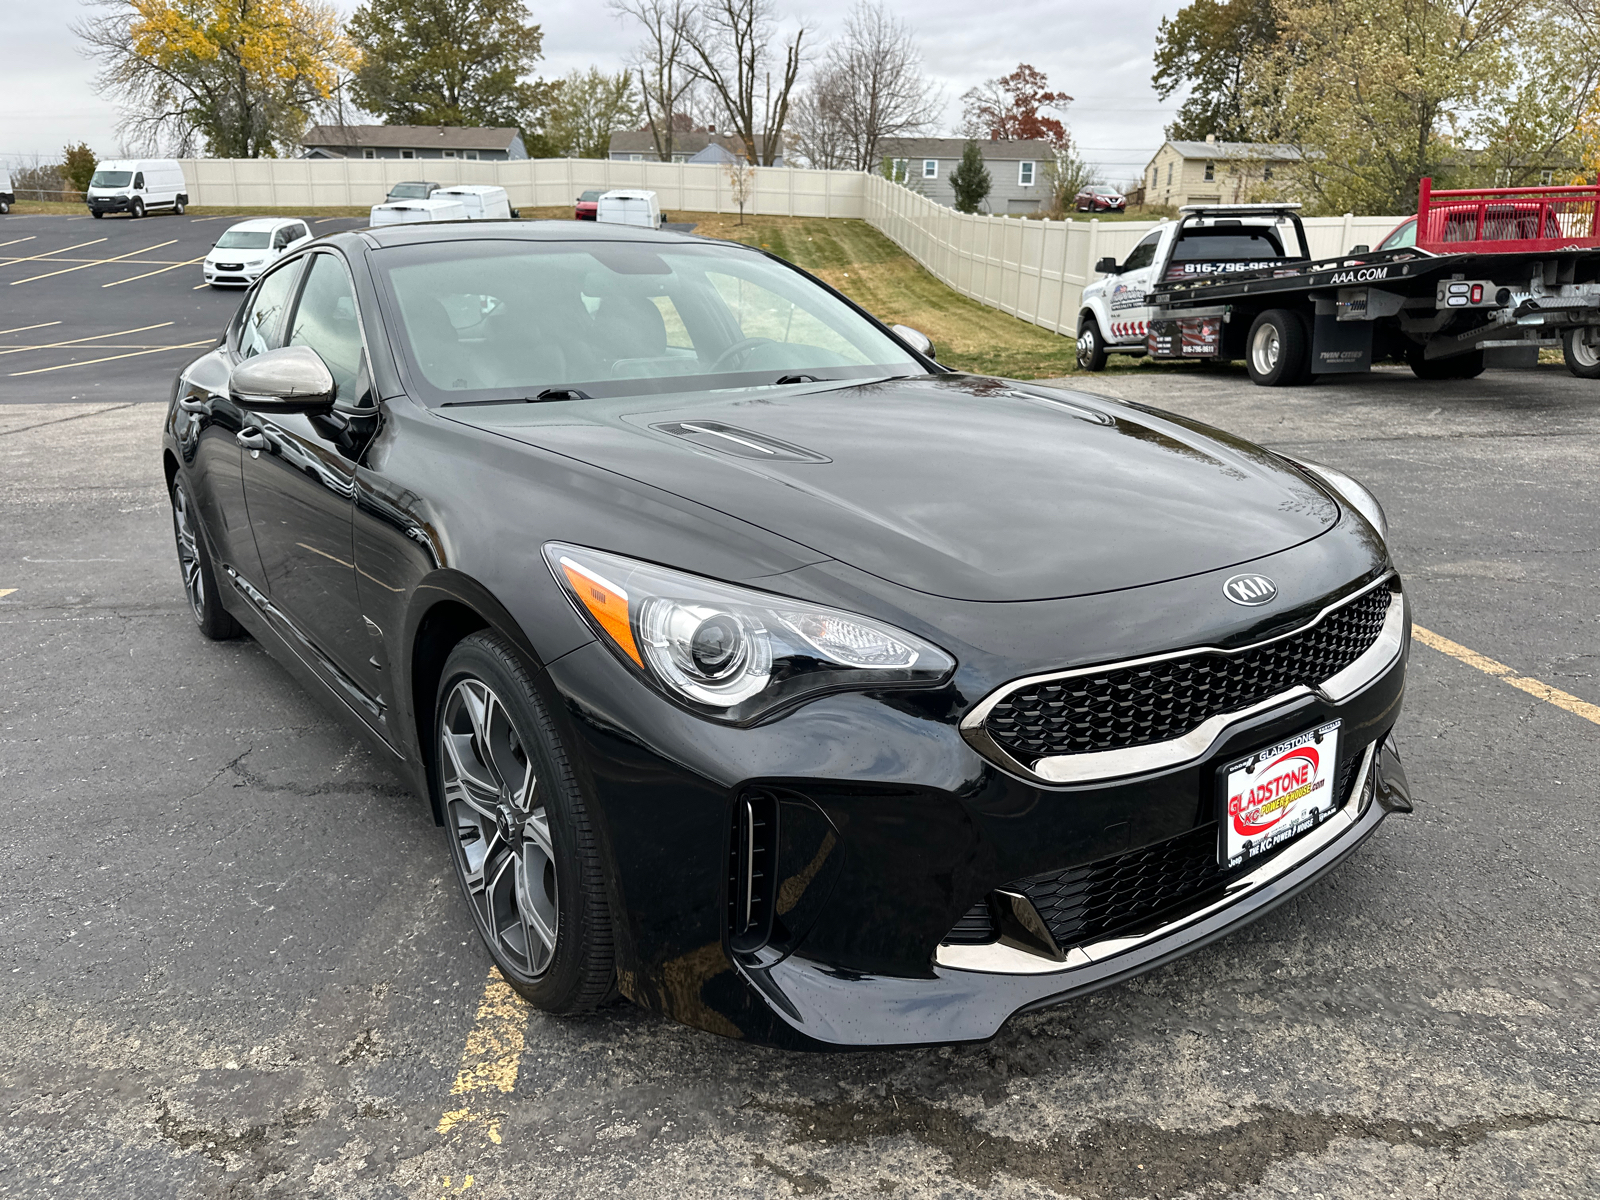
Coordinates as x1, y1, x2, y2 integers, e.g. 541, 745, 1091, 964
0, 237, 107, 266
0, 589, 15, 600
0, 237, 37, 250
1412, 626, 1600, 728
102, 255, 207, 288
435, 967, 528, 1145
0, 321, 61, 336
0, 322, 173, 357
193, 282, 210, 289
1, 256, 189, 267
10, 239, 179, 285
8, 340, 212, 376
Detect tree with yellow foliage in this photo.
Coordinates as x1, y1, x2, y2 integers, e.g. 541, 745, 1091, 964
77, 0, 358, 157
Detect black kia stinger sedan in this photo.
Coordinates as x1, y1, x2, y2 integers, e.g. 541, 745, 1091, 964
161, 220, 1412, 1049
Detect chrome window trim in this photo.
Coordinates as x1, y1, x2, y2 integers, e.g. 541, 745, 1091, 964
959, 573, 1401, 786
936, 741, 1377, 974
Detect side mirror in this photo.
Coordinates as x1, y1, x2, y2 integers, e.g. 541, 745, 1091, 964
891, 324, 936, 360
230, 345, 335, 414
1349, 244, 1370, 254
1095, 256, 1120, 274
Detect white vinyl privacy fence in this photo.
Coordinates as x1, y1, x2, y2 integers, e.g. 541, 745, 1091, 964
179, 157, 1405, 341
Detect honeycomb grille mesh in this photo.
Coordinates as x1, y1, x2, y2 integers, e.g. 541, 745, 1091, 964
943, 746, 1370, 951
984, 586, 1391, 762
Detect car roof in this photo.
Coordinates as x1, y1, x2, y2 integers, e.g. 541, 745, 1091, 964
356, 220, 715, 250
224, 217, 298, 232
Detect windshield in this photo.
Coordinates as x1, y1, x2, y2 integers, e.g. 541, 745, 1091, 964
579, 190, 601, 202
1091, 186, 1121, 195
90, 171, 132, 188
216, 230, 272, 249
389, 183, 432, 199
376, 239, 925, 404
1378, 220, 1416, 251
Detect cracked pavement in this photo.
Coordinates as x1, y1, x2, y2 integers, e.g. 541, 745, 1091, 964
1, 362, 1598, 1198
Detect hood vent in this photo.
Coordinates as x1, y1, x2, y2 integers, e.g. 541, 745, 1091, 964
651, 421, 831, 463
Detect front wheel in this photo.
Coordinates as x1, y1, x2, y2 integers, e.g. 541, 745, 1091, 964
1245, 309, 1311, 387
435, 632, 615, 1013
169, 478, 243, 640
90, 209, 103, 219
1563, 327, 1600, 379
130, 198, 145, 219
1076, 317, 1109, 371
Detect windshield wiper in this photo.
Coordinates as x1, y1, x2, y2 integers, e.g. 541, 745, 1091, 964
441, 387, 592, 408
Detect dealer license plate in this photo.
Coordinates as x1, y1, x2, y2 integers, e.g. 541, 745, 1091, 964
1220, 720, 1341, 869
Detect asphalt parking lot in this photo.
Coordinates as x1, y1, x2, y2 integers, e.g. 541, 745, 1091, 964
1, 236, 1599, 1196
0, 212, 369, 405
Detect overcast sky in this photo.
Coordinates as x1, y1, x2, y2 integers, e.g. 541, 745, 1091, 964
2, 0, 1187, 185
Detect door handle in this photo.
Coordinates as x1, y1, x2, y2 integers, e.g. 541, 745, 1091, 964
236, 427, 268, 452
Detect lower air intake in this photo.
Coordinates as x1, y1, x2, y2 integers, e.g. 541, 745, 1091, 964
728, 790, 778, 953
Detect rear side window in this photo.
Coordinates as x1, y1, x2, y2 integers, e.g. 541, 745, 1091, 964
286, 255, 365, 404
237, 264, 301, 359
1164, 227, 1289, 280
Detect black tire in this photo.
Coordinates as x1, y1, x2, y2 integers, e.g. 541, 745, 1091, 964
91, 209, 103, 219
1245, 309, 1311, 387
1407, 345, 1484, 380
1076, 316, 1110, 371
0, 200, 9, 214
130, 198, 145, 219
169, 477, 243, 640
173, 196, 186, 215
434, 632, 615, 1014
1562, 328, 1600, 379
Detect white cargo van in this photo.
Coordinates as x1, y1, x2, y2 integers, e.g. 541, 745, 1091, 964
432, 184, 516, 220
0, 170, 13, 214
369, 197, 469, 227
596, 189, 663, 229
85, 159, 188, 218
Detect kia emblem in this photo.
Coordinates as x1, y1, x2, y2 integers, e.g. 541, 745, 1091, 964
1224, 573, 1278, 606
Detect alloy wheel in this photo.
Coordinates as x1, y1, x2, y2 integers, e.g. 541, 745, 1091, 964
440, 678, 558, 978
1250, 323, 1281, 376
170, 481, 205, 624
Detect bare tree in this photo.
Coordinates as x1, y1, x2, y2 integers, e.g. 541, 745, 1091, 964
612, 0, 698, 162
787, 2, 940, 172
676, 0, 802, 166
725, 155, 754, 222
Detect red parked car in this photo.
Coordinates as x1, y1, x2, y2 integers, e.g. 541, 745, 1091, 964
575, 190, 602, 220
1074, 185, 1127, 213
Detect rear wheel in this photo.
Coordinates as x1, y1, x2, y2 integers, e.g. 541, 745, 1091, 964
169, 477, 243, 640
1076, 316, 1109, 371
1245, 309, 1311, 387
435, 632, 615, 1013
1563, 328, 1600, 379
1407, 345, 1484, 380
173, 196, 186, 215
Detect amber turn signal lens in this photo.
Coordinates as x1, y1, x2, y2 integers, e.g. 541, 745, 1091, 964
559, 557, 642, 666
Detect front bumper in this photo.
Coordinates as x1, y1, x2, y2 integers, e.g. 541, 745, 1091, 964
202, 261, 264, 286
545, 563, 1411, 1049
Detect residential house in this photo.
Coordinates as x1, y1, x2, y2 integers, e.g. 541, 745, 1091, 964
300, 125, 528, 161
607, 129, 785, 166
1143, 137, 1300, 208
877, 138, 1054, 214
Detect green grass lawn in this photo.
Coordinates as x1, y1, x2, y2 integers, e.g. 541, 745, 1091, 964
693, 213, 1090, 379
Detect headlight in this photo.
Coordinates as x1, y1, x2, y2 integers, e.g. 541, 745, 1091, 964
1288, 457, 1388, 542
546, 543, 956, 722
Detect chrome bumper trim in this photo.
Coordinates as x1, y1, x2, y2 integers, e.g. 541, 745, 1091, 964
960, 574, 1403, 786
937, 741, 1378, 975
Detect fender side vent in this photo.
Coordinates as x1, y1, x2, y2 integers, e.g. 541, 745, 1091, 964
653, 421, 831, 463
728, 789, 779, 953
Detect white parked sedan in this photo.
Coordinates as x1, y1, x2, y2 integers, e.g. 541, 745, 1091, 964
202, 218, 312, 288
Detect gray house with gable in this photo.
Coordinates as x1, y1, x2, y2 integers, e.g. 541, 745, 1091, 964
877, 137, 1055, 213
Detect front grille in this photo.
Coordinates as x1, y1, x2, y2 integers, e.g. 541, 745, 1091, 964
984, 585, 1391, 762
944, 743, 1371, 951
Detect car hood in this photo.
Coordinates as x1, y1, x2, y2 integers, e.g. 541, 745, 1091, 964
441, 375, 1339, 602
